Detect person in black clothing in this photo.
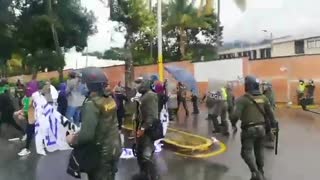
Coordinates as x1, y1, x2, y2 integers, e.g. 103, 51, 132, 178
0, 89, 25, 138
114, 86, 128, 131
57, 83, 68, 116
191, 90, 199, 114
177, 82, 189, 116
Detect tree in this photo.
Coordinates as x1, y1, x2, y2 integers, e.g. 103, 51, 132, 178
164, 0, 212, 58
103, 48, 125, 60
15, 0, 96, 79
109, 0, 156, 87
0, 0, 16, 77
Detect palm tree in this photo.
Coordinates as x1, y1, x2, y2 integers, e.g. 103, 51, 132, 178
165, 0, 211, 58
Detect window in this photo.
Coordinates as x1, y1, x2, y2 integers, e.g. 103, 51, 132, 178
248, 51, 252, 59
316, 40, 320, 48
266, 48, 271, 58
260, 49, 266, 59
252, 50, 257, 59
295, 40, 305, 54
307, 40, 315, 48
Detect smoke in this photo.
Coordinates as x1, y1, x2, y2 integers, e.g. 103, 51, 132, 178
233, 0, 246, 12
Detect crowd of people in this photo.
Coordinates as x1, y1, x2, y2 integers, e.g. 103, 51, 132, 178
3, 69, 311, 180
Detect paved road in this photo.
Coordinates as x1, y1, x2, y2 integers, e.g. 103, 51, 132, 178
1, 107, 320, 180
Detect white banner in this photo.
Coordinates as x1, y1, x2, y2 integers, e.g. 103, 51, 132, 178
32, 92, 79, 155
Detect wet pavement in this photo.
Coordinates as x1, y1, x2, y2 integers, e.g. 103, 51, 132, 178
1, 104, 320, 180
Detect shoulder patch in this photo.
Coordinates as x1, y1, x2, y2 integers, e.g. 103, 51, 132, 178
254, 98, 264, 103
104, 100, 116, 111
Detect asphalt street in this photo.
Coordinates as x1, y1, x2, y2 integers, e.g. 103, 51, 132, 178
0, 106, 320, 180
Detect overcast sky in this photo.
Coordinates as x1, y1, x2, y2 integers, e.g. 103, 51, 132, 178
81, 0, 320, 52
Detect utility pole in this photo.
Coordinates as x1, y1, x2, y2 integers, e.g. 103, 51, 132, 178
216, 0, 221, 53
157, 0, 164, 81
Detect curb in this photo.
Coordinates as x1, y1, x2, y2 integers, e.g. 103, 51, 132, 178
276, 104, 318, 109
175, 141, 227, 158
122, 124, 213, 153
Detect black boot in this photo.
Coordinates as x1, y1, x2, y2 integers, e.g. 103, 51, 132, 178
258, 168, 265, 179
250, 171, 263, 180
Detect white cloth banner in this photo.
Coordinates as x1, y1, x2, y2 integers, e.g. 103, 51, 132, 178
32, 92, 79, 155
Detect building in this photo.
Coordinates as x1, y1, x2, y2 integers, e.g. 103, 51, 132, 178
219, 44, 272, 60
219, 34, 320, 60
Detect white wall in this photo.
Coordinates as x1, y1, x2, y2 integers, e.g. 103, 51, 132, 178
64, 51, 124, 70
194, 58, 243, 82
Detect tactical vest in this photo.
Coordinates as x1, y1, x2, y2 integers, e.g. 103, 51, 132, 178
298, 84, 306, 93
221, 88, 228, 100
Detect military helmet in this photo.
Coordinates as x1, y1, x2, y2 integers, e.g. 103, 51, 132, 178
244, 75, 261, 95
134, 76, 151, 94
308, 79, 314, 85
81, 67, 108, 92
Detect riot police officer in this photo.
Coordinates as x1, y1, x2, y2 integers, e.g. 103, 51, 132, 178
231, 76, 278, 180
67, 67, 121, 180
261, 81, 276, 110
133, 77, 159, 180
205, 88, 229, 136
261, 81, 276, 149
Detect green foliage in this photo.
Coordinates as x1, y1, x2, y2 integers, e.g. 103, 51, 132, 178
0, 0, 17, 76
109, 0, 156, 85
0, 0, 96, 78
110, 0, 156, 36
164, 0, 219, 58
103, 48, 125, 60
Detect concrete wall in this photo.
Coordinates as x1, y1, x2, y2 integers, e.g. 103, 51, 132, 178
272, 41, 295, 57
246, 54, 320, 104
8, 55, 320, 104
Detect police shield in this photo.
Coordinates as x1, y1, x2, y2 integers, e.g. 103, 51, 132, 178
206, 79, 227, 107
208, 78, 227, 92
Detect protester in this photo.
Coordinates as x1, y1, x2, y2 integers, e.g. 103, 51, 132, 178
114, 86, 128, 131
0, 88, 25, 141
57, 83, 68, 116
191, 90, 199, 114
15, 79, 25, 108
177, 82, 189, 116
66, 71, 85, 126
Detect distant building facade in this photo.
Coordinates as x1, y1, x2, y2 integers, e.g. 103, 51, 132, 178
219, 35, 320, 60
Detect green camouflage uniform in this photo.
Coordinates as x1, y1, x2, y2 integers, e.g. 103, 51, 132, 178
263, 89, 275, 110
206, 91, 229, 134
226, 87, 235, 119
75, 93, 121, 180
137, 90, 159, 180
231, 93, 277, 179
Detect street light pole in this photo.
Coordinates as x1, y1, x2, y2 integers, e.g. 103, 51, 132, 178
157, 0, 164, 81
262, 30, 273, 56
216, 0, 221, 52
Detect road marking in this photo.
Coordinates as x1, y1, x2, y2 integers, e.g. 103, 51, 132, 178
123, 125, 213, 151
175, 140, 227, 158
